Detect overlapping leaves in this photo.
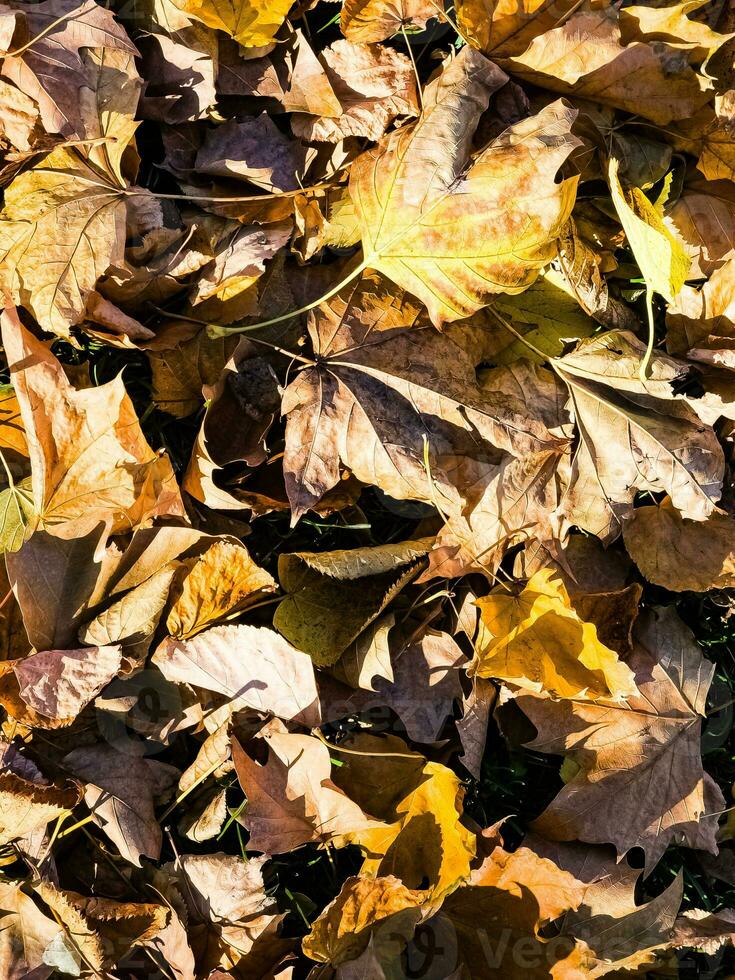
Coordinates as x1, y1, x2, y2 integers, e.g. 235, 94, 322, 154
0, 0, 734, 977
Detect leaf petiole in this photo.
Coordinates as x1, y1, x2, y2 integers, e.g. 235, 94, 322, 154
207, 257, 371, 337
640, 287, 655, 384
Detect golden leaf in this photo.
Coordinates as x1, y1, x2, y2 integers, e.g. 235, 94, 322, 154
1, 309, 184, 534
0, 148, 127, 336
171, 0, 294, 47
334, 734, 476, 901
167, 539, 276, 639
303, 875, 424, 966
349, 47, 579, 325
474, 569, 638, 701
608, 157, 690, 306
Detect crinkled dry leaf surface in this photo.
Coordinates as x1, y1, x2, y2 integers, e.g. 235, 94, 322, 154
2, 0, 735, 975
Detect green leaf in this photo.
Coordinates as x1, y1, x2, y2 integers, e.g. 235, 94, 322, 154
0, 477, 36, 554
608, 157, 690, 304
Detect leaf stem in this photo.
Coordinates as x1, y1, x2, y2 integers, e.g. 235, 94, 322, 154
57, 812, 95, 839
401, 24, 423, 113
640, 287, 655, 384
49, 171, 343, 205
487, 306, 549, 361
552, 0, 587, 29
40, 810, 70, 861
129, 177, 342, 204
149, 307, 317, 365
2, 7, 88, 57
207, 258, 371, 337
159, 756, 225, 821
0, 447, 16, 491
313, 728, 420, 759
425, 0, 473, 47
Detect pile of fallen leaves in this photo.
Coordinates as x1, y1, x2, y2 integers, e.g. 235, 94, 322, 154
7, 0, 735, 976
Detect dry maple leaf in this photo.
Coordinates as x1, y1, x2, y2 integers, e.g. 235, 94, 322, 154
0, 26, 146, 334
527, 837, 684, 975
156, 852, 283, 972
35, 881, 169, 974
5, 520, 108, 651
63, 744, 178, 866
665, 177, 735, 278
506, 6, 712, 126
666, 254, 735, 366
2, 309, 184, 532
426, 842, 590, 979
0, 0, 139, 139
332, 733, 476, 901
321, 626, 467, 743
0, 149, 128, 335
138, 26, 217, 125
81, 561, 179, 672
0, 879, 79, 979
303, 874, 424, 967
349, 46, 580, 325
290, 40, 419, 143
692, 93, 735, 185
426, 448, 569, 580
232, 731, 381, 853
13, 643, 122, 721
153, 622, 322, 725
282, 271, 565, 521
474, 569, 638, 701
148, 325, 239, 418
516, 606, 724, 870
424, 357, 573, 580
454, 0, 582, 58
623, 496, 735, 592
0, 745, 81, 846
340, 0, 439, 42
553, 329, 724, 539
